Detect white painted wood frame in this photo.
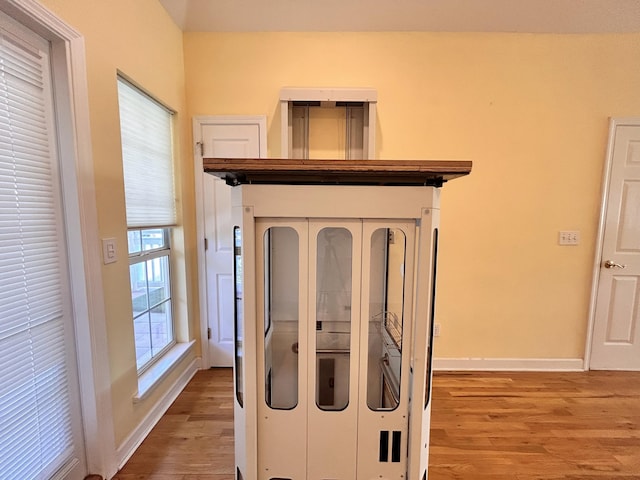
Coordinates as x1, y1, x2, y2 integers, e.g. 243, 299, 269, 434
279, 87, 377, 159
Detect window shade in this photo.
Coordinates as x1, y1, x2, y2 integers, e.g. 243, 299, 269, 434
0, 29, 75, 480
118, 78, 176, 228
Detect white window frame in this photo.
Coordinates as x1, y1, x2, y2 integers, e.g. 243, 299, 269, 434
128, 227, 176, 373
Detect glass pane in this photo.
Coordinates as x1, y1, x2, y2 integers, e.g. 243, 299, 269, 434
316, 227, 352, 411
142, 228, 167, 251
264, 227, 299, 410
263, 231, 271, 335
233, 227, 244, 407
150, 300, 173, 356
130, 262, 148, 316
367, 228, 406, 411
134, 312, 152, 370
128, 230, 142, 254
146, 255, 171, 305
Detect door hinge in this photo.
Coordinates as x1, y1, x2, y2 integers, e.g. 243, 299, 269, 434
207, 327, 211, 340
204, 237, 208, 251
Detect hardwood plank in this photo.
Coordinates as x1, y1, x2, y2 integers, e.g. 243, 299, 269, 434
202, 158, 472, 186
113, 369, 640, 480
429, 371, 640, 480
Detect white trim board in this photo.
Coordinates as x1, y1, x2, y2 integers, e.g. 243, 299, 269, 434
433, 357, 585, 372
116, 358, 201, 470
279, 87, 377, 102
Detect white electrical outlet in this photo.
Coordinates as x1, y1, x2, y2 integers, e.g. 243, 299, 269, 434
559, 230, 580, 246
433, 323, 441, 337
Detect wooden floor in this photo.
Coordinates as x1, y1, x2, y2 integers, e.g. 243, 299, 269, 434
113, 369, 640, 480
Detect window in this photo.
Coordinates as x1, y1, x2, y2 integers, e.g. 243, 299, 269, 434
128, 228, 174, 371
118, 77, 177, 372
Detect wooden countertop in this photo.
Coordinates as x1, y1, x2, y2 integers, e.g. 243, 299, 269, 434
203, 158, 472, 187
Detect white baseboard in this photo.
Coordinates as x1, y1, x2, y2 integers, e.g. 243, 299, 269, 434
433, 357, 585, 372
115, 357, 201, 472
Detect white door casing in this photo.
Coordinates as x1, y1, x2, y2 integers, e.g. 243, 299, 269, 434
589, 119, 640, 370
194, 116, 267, 367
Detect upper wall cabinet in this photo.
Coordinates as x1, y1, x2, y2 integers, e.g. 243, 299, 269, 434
280, 87, 377, 160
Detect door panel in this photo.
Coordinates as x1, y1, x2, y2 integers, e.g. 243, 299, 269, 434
357, 221, 415, 479
606, 277, 638, 343
212, 273, 234, 348
591, 123, 640, 370
256, 220, 308, 480
617, 181, 640, 252
307, 220, 362, 480
200, 120, 264, 366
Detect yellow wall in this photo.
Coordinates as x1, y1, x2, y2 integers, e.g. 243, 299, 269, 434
184, 32, 640, 360
20, 0, 640, 453
38, 0, 199, 446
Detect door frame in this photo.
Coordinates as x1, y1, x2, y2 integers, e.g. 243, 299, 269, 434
585, 117, 640, 369
193, 115, 267, 368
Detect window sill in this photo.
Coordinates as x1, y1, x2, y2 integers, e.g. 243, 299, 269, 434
133, 340, 195, 403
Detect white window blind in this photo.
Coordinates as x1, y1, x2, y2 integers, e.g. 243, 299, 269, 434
0, 27, 76, 480
117, 78, 176, 228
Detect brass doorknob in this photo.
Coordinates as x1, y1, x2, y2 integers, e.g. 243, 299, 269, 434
604, 260, 626, 269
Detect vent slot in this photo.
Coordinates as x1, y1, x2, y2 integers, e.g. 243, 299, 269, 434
379, 430, 389, 462
391, 431, 401, 462
318, 358, 335, 406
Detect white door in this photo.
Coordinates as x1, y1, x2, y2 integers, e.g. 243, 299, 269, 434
195, 117, 266, 366
0, 11, 87, 479
307, 220, 363, 479
590, 120, 640, 370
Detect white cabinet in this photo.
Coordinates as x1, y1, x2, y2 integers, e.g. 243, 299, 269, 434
204, 159, 471, 480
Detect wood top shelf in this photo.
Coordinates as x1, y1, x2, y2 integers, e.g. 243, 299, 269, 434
203, 158, 472, 187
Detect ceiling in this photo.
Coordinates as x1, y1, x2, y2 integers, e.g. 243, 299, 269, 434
158, 0, 640, 33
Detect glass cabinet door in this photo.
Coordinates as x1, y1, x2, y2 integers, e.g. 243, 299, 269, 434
233, 226, 244, 407
366, 228, 407, 411
315, 227, 353, 411
263, 226, 300, 410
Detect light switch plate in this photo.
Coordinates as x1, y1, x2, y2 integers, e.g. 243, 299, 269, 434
102, 237, 118, 264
